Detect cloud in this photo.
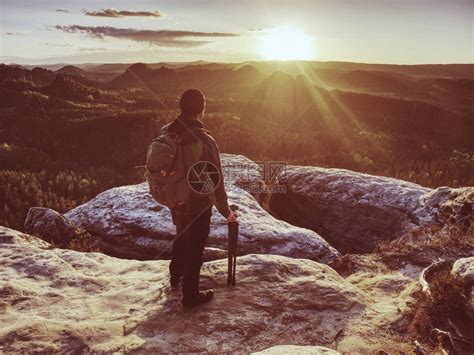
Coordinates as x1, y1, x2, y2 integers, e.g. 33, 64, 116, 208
45, 42, 73, 47
54, 25, 239, 47
79, 47, 108, 52
56, 9, 68, 13
84, 9, 162, 18
5, 32, 24, 36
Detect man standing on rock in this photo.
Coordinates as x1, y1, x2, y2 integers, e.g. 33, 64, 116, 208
162, 89, 237, 308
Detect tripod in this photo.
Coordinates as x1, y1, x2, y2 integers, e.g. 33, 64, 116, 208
227, 221, 238, 286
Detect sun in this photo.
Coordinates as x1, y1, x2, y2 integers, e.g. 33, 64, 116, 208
260, 26, 314, 60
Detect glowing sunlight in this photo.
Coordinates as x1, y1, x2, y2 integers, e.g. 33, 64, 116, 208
260, 26, 315, 60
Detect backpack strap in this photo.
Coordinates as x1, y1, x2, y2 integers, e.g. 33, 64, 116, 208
177, 127, 210, 145
160, 122, 172, 135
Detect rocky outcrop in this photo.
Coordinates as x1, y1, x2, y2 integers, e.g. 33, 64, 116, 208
27, 154, 338, 262
253, 345, 340, 354
452, 257, 474, 325
0, 227, 360, 353
0, 226, 429, 353
422, 187, 473, 227
270, 165, 473, 253
24, 153, 471, 258
11, 154, 473, 353
24, 207, 90, 246
452, 257, 474, 286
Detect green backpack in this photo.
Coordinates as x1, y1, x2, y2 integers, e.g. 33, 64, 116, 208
146, 131, 190, 209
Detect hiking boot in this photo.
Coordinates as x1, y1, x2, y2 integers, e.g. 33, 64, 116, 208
182, 290, 214, 308
170, 275, 182, 289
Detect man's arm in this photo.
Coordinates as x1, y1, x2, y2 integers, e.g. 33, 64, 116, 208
207, 137, 231, 218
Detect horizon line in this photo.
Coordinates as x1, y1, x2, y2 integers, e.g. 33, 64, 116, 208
3, 59, 474, 67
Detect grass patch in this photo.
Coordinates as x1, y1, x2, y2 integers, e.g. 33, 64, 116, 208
376, 222, 473, 267
45, 228, 100, 253
404, 267, 473, 353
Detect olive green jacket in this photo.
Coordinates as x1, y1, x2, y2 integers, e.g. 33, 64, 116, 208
161, 116, 230, 219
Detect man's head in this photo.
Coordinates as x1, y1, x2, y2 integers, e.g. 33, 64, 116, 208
180, 89, 206, 117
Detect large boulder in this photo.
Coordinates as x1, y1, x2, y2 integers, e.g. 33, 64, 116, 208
58, 154, 338, 262
421, 187, 473, 228
269, 165, 473, 253
452, 257, 474, 322
0, 227, 360, 353
452, 257, 474, 287
24, 207, 84, 246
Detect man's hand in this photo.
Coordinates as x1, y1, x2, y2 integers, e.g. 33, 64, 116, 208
226, 210, 238, 223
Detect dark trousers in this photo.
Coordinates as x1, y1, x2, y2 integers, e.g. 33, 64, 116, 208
169, 204, 212, 300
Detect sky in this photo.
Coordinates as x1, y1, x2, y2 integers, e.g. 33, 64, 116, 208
0, 0, 472, 65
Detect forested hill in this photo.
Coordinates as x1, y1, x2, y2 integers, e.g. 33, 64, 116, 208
1, 61, 473, 230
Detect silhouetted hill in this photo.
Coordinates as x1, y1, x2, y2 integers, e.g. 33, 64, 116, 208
315, 62, 474, 79
246, 71, 319, 125
23, 60, 474, 79
107, 62, 265, 97
0, 64, 31, 82
40, 75, 101, 102
55, 65, 117, 84
245, 69, 473, 150
87, 61, 232, 75
56, 65, 87, 76
247, 61, 474, 79
335, 89, 472, 146
0, 64, 55, 86
335, 70, 414, 92
107, 62, 155, 89
204, 65, 265, 95
306, 68, 474, 115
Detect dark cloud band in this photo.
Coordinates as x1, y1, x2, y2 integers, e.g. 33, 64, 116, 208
54, 25, 239, 48
84, 9, 162, 18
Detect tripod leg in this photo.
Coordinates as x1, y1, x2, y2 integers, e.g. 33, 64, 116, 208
227, 253, 232, 285
232, 254, 237, 286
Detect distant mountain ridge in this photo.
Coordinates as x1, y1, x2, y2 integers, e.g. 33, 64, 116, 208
107, 62, 266, 97
55, 65, 87, 76
2, 61, 472, 118
13, 60, 472, 79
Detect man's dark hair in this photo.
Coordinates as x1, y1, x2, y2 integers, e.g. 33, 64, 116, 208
180, 89, 205, 115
